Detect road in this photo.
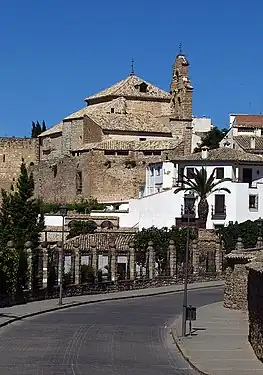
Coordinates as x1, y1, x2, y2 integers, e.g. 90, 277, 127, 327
0, 286, 223, 375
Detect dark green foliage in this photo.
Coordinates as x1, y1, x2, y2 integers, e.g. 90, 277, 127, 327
133, 226, 197, 275
41, 120, 46, 132
219, 219, 261, 253
0, 163, 45, 295
80, 264, 95, 283
194, 127, 228, 152
38, 198, 106, 215
31, 121, 36, 138
67, 220, 97, 239
31, 120, 47, 138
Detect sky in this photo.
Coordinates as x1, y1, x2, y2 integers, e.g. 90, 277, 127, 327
0, 0, 263, 137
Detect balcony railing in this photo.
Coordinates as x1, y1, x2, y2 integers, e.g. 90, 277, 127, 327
211, 205, 226, 220
181, 205, 196, 219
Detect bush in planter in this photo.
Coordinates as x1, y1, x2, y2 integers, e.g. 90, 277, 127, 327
80, 264, 95, 284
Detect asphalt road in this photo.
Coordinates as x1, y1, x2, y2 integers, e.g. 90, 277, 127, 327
0, 286, 223, 375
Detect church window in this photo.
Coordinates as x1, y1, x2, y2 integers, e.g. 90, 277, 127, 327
76, 171, 82, 194
2, 154, 5, 162
139, 82, 148, 93
111, 108, 114, 113
139, 138, 146, 141
116, 150, 129, 156
104, 150, 115, 156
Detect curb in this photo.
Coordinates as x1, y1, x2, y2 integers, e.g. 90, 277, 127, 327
170, 326, 210, 375
0, 281, 224, 330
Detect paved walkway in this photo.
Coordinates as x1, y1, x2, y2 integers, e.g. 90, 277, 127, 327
0, 280, 223, 328
171, 302, 263, 375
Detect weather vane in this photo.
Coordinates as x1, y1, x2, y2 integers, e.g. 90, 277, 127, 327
179, 42, 183, 55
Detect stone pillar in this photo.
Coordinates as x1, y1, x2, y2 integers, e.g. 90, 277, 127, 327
129, 242, 135, 281
168, 240, 176, 277
91, 241, 98, 282
147, 241, 155, 279
25, 241, 33, 290
256, 236, 263, 248
215, 241, 222, 274
192, 239, 199, 275
74, 248, 80, 284
109, 242, 117, 282
235, 237, 244, 251
42, 244, 48, 288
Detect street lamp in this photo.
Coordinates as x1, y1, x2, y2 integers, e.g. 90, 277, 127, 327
58, 205, 68, 306
182, 205, 191, 337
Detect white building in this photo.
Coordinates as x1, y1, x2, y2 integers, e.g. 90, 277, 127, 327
191, 116, 213, 152
220, 114, 263, 153
117, 147, 263, 230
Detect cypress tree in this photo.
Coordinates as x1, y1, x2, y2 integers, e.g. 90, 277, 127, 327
36, 121, 41, 137
41, 120, 46, 133
0, 163, 45, 294
31, 121, 36, 138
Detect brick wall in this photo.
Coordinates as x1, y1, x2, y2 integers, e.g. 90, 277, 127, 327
0, 137, 38, 193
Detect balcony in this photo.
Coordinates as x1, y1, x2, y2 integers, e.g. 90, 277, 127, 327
211, 205, 226, 220
181, 205, 196, 219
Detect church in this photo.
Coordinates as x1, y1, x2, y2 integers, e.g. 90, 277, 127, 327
33, 53, 197, 203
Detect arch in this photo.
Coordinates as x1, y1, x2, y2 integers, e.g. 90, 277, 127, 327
101, 220, 114, 230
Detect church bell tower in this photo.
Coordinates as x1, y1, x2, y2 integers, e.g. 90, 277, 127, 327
169, 49, 193, 155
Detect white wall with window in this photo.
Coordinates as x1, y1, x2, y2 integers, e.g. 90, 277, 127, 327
128, 157, 263, 230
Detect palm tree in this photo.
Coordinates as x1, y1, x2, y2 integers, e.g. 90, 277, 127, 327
174, 167, 231, 227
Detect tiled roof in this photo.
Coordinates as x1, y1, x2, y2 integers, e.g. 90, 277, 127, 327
233, 114, 263, 128
75, 139, 182, 152
85, 74, 170, 102
39, 122, 63, 137
64, 232, 135, 251
173, 148, 263, 162
234, 135, 263, 151
88, 111, 171, 133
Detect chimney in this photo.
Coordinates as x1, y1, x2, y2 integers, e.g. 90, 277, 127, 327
201, 146, 209, 159
250, 136, 256, 149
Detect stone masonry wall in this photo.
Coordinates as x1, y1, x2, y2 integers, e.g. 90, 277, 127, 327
247, 263, 263, 362
33, 149, 171, 203
0, 137, 38, 194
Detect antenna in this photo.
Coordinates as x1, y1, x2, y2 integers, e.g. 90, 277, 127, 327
130, 58, 135, 76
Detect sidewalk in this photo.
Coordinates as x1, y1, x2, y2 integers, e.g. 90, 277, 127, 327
0, 280, 223, 328
171, 302, 263, 375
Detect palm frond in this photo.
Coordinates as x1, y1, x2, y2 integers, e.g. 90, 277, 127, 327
210, 187, 231, 194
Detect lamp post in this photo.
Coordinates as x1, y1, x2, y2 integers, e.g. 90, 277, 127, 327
182, 206, 191, 337
58, 205, 68, 306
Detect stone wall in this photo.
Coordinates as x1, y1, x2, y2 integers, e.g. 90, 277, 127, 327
33, 148, 172, 203
0, 137, 38, 194
247, 261, 263, 362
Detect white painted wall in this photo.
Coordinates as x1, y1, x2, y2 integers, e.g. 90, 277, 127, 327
192, 117, 212, 133
44, 215, 63, 226
107, 134, 173, 141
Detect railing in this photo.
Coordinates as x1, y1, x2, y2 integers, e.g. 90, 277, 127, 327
211, 205, 226, 220
181, 205, 196, 219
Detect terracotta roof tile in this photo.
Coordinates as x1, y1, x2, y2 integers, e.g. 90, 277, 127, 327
39, 121, 63, 137
234, 135, 263, 151
85, 74, 170, 102
75, 139, 182, 152
234, 114, 263, 128
173, 147, 263, 162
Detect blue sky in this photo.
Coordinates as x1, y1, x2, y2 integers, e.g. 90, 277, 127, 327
0, 0, 263, 136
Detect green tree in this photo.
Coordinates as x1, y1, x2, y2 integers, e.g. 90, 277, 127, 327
67, 220, 97, 239
35, 121, 42, 137
0, 163, 45, 294
174, 167, 231, 227
31, 121, 36, 138
41, 120, 46, 133
194, 127, 228, 152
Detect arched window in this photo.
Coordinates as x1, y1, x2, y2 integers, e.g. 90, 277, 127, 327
101, 220, 114, 230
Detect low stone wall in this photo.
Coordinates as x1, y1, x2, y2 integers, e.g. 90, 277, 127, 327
0, 274, 224, 308
224, 251, 262, 310
247, 262, 263, 362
